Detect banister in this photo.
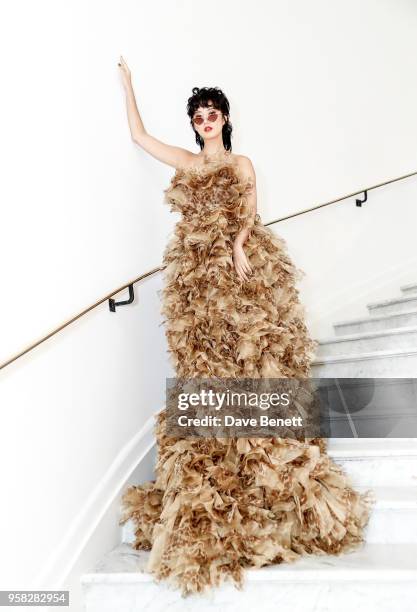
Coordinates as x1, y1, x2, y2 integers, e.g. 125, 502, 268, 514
1, 168, 416, 371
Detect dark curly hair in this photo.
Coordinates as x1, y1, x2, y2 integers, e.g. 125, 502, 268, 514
186, 86, 233, 151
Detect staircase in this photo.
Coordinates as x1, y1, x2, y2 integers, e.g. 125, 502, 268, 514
311, 282, 417, 377
80, 283, 417, 611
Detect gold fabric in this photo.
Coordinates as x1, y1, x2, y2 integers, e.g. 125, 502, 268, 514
119, 154, 375, 596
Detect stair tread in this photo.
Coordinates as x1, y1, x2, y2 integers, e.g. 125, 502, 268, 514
401, 283, 417, 291
81, 542, 417, 584
327, 438, 417, 457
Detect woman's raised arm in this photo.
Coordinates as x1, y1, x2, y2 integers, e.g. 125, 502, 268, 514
118, 56, 194, 169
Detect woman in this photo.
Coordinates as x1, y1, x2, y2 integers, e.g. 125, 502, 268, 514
117, 56, 375, 596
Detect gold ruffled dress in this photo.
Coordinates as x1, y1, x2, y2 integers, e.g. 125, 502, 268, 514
119, 151, 375, 596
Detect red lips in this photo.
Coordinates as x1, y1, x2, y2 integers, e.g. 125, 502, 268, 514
204, 127, 212, 132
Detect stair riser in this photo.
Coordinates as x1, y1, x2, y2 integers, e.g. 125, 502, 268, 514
334, 456, 417, 487
366, 508, 417, 543
82, 581, 417, 612
120, 456, 417, 493
311, 353, 417, 376
317, 330, 417, 357
121, 509, 417, 545
334, 312, 417, 336
368, 298, 417, 316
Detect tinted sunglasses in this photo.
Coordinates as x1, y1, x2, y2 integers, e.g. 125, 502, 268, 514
192, 110, 221, 126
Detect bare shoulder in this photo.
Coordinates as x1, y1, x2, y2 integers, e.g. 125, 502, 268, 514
233, 154, 256, 180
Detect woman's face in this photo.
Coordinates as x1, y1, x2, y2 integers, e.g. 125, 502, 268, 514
192, 102, 225, 142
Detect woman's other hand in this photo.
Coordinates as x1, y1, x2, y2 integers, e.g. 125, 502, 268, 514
233, 241, 252, 282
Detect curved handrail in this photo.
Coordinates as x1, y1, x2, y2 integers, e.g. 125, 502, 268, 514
1, 168, 416, 371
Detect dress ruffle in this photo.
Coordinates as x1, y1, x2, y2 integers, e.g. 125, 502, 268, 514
119, 155, 375, 596
159, 155, 318, 378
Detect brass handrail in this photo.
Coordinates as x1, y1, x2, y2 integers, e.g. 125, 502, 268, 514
1, 168, 416, 371
264, 169, 417, 226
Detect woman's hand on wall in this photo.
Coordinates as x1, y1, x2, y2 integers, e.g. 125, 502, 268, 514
118, 56, 132, 91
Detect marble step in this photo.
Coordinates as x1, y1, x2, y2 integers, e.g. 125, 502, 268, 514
120, 486, 417, 545
366, 295, 417, 317
333, 309, 417, 336
328, 439, 417, 486
363, 486, 417, 543
81, 542, 417, 612
401, 282, 417, 297
316, 326, 417, 358
311, 346, 417, 376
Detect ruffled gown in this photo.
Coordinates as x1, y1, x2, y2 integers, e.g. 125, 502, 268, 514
119, 151, 375, 596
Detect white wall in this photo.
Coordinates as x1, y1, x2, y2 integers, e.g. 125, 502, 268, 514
1, 0, 417, 609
